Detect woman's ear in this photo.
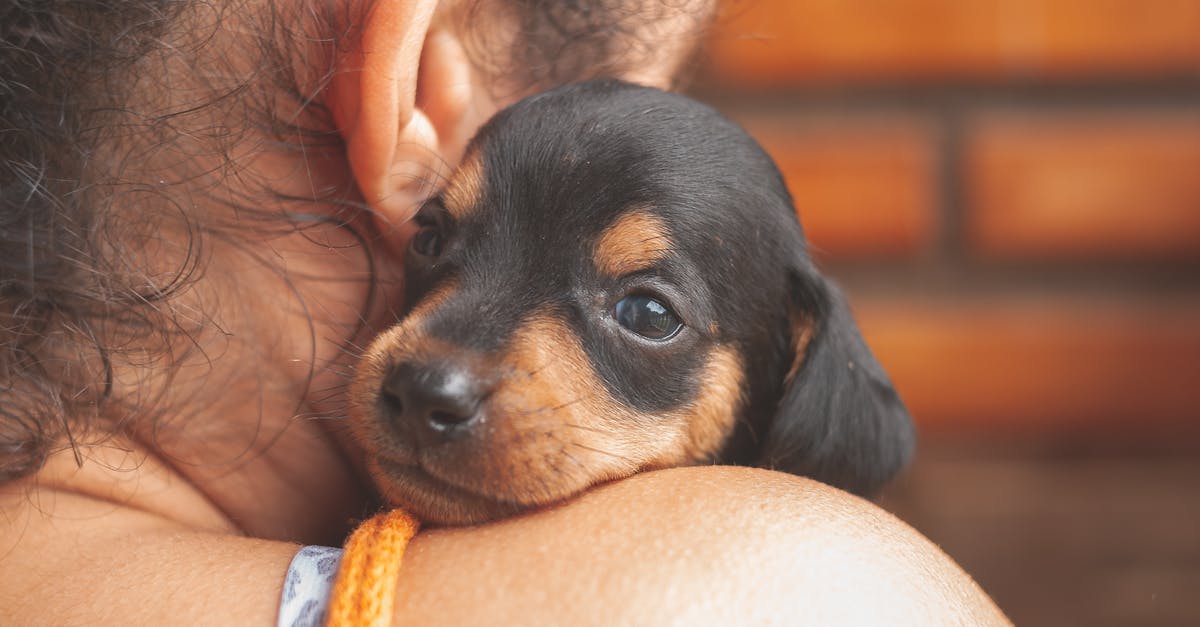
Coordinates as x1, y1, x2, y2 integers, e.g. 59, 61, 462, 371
328, 0, 486, 238
759, 270, 915, 496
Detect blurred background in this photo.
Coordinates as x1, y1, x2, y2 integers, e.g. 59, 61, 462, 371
689, 1, 1200, 624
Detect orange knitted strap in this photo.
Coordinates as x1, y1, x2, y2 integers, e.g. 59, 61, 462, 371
326, 509, 421, 627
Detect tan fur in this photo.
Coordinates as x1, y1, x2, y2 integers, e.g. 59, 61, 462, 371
442, 150, 485, 220
678, 346, 744, 464
593, 210, 674, 277
784, 311, 816, 385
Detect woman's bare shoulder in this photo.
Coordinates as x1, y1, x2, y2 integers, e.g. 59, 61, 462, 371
397, 466, 1010, 626
0, 460, 1007, 626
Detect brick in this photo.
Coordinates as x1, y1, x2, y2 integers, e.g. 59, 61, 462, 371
965, 112, 1200, 261
884, 447, 1200, 627
734, 114, 939, 260
853, 294, 1200, 431
706, 0, 1200, 85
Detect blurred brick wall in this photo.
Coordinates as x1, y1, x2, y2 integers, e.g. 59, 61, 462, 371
694, 0, 1200, 433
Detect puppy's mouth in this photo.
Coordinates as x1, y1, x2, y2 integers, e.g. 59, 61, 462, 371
369, 455, 533, 526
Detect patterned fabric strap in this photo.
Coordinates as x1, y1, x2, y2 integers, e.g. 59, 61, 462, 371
278, 545, 344, 627
326, 509, 421, 627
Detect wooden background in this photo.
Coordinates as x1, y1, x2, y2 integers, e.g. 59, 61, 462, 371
693, 1, 1200, 624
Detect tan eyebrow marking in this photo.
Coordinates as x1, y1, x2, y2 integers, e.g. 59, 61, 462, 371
593, 209, 674, 277
443, 150, 485, 220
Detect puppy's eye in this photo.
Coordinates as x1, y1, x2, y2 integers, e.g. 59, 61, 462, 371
411, 224, 444, 258
614, 295, 683, 341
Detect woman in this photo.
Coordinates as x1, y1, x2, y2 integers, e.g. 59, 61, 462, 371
0, 0, 1007, 623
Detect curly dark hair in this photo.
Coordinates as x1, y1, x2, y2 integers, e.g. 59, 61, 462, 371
0, 0, 713, 482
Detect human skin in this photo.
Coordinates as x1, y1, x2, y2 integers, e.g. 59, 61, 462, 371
1, 456, 1006, 625
0, 0, 1008, 624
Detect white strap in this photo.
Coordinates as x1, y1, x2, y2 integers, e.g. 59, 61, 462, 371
278, 545, 344, 627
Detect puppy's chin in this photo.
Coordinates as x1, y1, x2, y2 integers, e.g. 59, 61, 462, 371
369, 457, 547, 526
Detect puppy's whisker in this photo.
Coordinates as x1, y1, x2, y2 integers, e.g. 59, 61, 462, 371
322, 362, 357, 375
337, 339, 370, 355
559, 448, 587, 474
310, 379, 352, 393
514, 394, 594, 418
304, 386, 351, 401
569, 442, 635, 465
520, 418, 608, 435
558, 422, 609, 434
523, 352, 568, 378
293, 413, 349, 422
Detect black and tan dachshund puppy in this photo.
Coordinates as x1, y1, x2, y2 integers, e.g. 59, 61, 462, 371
349, 79, 914, 525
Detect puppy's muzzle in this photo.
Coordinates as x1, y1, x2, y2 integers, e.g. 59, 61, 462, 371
380, 358, 491, 444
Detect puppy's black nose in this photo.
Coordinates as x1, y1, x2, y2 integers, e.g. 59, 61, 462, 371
381, 362, 485, 438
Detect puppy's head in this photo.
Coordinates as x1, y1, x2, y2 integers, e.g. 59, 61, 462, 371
350, 80, 913, 525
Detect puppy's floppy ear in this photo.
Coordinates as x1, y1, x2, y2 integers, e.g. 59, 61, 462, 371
759, 269, 915, 496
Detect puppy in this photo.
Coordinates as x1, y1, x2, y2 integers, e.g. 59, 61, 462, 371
349, 79, 914, 525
